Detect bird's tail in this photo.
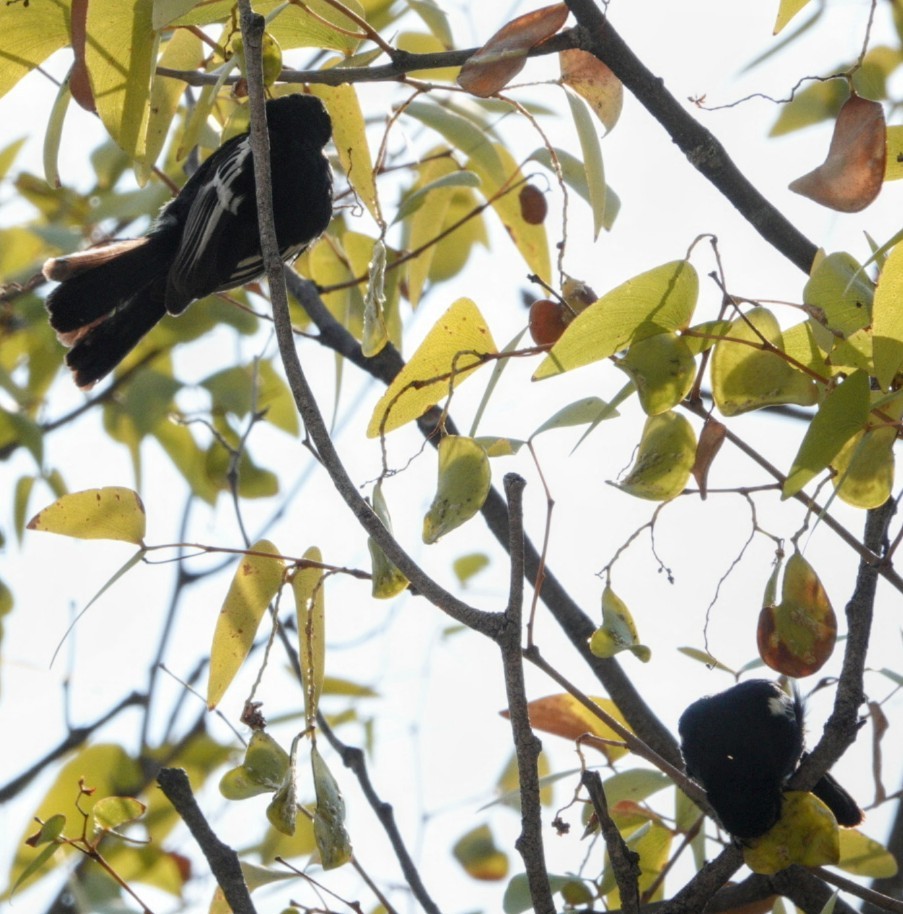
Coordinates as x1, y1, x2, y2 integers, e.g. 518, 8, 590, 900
812, 769, 864, 827
44, 235, 175, 388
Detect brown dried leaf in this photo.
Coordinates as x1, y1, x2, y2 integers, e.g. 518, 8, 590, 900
789, 93, 886, 212
457, 3, 569, 98
691, 417, 726, 499
559, 49, 623, 133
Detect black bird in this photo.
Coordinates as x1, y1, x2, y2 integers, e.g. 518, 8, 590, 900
44, 94, 333, 389
679, 679, 863, 839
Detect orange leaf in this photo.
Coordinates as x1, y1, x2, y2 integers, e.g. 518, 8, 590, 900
457, 3, 569, 98
559, 49, 623, 133
757, 552, 837, 677
789, 93, 886, 212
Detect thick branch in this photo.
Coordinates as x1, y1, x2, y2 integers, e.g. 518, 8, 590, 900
157, 767, 255, 914
564, 0, 819, 273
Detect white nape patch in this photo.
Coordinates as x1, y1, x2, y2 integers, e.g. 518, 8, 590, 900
768, 693, 794, 718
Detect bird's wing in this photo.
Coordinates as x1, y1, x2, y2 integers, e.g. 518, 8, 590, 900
165, 137, 254, 312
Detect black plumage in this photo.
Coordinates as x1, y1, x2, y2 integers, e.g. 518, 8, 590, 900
44, 94, 333, 389
679, 679, 863, 839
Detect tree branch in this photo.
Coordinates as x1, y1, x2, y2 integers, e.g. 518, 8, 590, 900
564, 0, 819, 273
157, 767, 255, 914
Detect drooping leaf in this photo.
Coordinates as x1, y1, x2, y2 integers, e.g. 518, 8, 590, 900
423, 436, 491, 543
457, 4, 569, 97
691, 417, 727, 498
560, 49, 623, 133
219, 731, 291, 800
311, 745, 352, 869
616, 332, 696, 415
783, 370, 870, 498
616, 411, 696, 502
789, 93, 886, 212
588, 586, 651, 662
85, 0, 157, 161
710, 308, 818, 415
564, 89, 607, 239
453, 824, 509, 880
367, 484, 408, 599
207, 540, 285, 709
27, 487, 146, 544
757, 551, 837, 677
368, 298, 496, 436
744, 792, 839, 874
514, 694, 632, 762
310, 83, 379, 222
831, 389, 903, 508
872, 241, 903, 389
292, 546, 327, 723
534, 260, 698, 380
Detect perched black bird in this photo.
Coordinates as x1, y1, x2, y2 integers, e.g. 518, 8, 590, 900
44, 94, 333, 389
679, 679, 863, 839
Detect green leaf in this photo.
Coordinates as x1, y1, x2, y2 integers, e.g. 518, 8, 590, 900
872, 241, 903, 389
91, 797, 146, 835
530, 396, 619, 438
616, 411, 696, 501
207, 540, 285, 709
27, 487, 146, 544
311, 746, 352, 870
452, 552, 490, 585
453, 824, 509, 880
783, 370, 870, 498
710, 308, 818, 415
534, 260, 698, 380
367, 484, 408, 599
565, 89, 606, 239
616, 332, 696, 415
368, 298, 496, 436
423, 436, 492, 543
831, 388, 903, 508
292, 546, 327, 724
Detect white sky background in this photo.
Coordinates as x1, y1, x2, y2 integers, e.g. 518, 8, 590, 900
1, 0, 903, 912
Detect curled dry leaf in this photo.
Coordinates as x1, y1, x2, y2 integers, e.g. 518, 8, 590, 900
457, 3, 569, 98
559, 48, 623, 133
789, 93, 886, 212
691, 417, 727, 499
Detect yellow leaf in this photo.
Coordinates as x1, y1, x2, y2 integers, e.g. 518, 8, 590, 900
368, 298, 496, 436
838, 828, 899, 877
310, 83, 379, 222
27, 487, 146, 544
774, 0, 813, 33
872, 241, 903, 389
292, 547, 326, 724
86, 0, 157, 161
744, 792, 839, 874
469, 143, 551, 280
207, 541, 285, 709
0, 1, 70, 100
560, 49, 623, 133
588, 586, 651, 662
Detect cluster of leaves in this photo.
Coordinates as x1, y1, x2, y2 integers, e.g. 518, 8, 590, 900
3, 0, 903, 912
